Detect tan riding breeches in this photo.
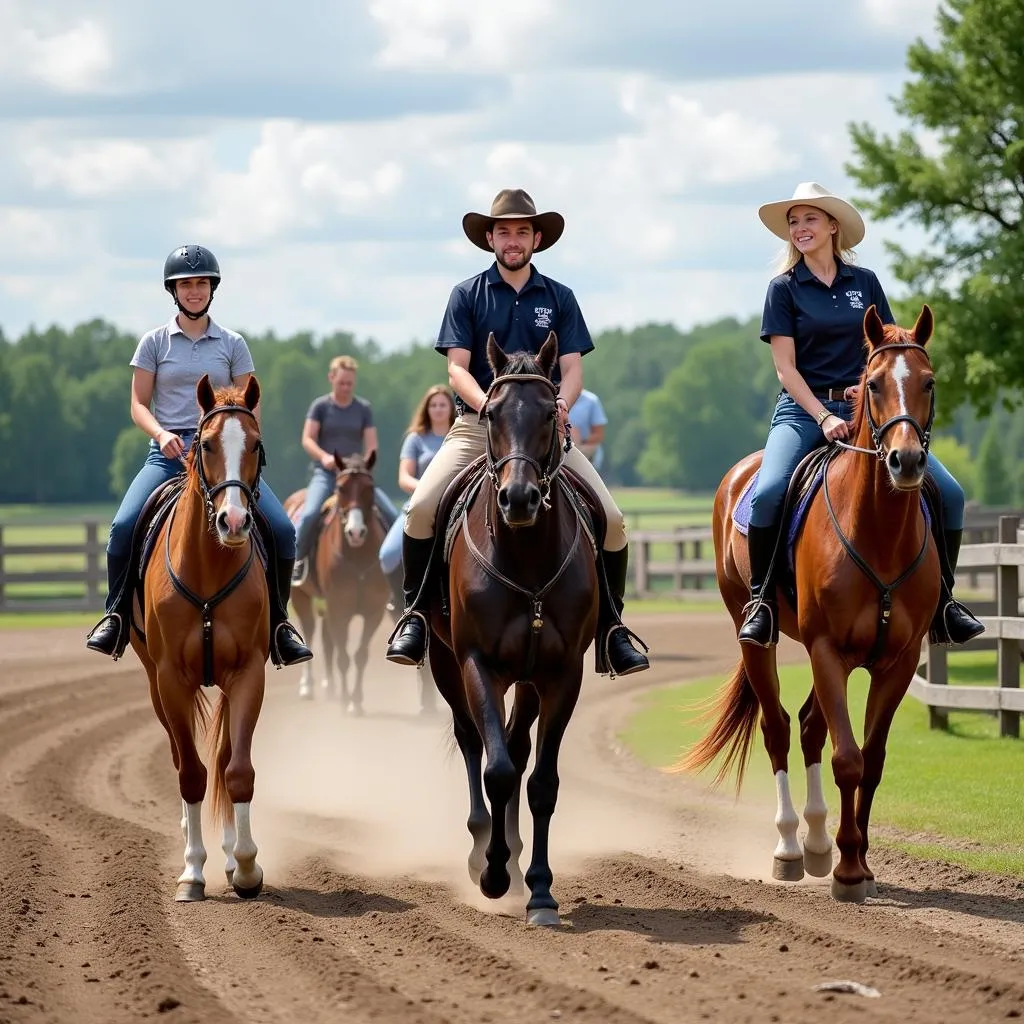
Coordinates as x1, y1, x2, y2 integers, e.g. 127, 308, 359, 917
403, 412, 627, 551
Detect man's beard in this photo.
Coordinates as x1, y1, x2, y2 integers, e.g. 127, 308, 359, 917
496, 248, 532, 271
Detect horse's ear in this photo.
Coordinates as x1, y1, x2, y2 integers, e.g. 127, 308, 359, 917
912, 304, 933, 346
196, 374, 215, 414
365, 449, 376, 472
333, 450, 344, 471
244, 374, 261, 410
863, 304, 886, 351
486, 332, 507, 377
537, 331, 559, 378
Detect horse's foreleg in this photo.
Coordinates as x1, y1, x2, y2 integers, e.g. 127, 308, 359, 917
810, 641, 864, 902
504, 684, 540, 897
463, 654, 515, 900
797, 690, 833, 877
213, 709, 238, 885
350, 607, 383, 716
158, 674, 208, 902
222, 666, 266, 899
859, 649, 918, 898
741, 644, 801, 881
523, 665, 583, 927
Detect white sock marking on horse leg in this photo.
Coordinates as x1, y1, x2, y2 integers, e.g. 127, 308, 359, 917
177, 800, 207, 887
773, 770, 802, 861
231, 801, 262, 890
180, 799, 188, 841
222, 818, 238, 876
803, 763, 832, 857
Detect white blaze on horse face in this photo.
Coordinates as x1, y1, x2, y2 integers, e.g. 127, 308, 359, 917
218, 417, 249, 535
891, 354, 911, 415
344, 506, 367, 546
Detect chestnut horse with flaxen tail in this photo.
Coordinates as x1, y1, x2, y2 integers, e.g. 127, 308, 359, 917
677, 305, 941, 903
130, 374, 270, 903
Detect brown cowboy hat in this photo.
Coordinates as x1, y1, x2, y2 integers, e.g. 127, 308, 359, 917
462, 188, 565, 253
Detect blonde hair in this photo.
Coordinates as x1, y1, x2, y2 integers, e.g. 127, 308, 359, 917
774, 213, 857, 274
328, 355, 358, 374
407, 384, 456, 436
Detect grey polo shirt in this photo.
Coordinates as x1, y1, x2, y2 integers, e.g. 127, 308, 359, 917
305, 394, 374, 462
130, 317, 255, 432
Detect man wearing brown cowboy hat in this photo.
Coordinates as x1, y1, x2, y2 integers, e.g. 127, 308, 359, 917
385, 188, 650, 677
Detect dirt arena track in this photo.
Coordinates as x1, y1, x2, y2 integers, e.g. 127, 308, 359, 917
2, 614, 1024, 1024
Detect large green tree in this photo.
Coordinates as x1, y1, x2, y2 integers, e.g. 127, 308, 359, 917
846, 0, 1024, 415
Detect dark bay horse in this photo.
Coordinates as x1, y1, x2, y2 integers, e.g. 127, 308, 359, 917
286, 453, 388, 714
428, 332, 599, 927
130, 375, 269, 902
678, 305, 941, 903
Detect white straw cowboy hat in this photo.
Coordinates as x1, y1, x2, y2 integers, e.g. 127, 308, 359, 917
758, 182, 865, 248
462, 188, 565, 253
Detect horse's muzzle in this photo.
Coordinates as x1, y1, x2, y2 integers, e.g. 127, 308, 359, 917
497, 481, 542, 527
885, 445, 927, 489
216, 506, 253, 545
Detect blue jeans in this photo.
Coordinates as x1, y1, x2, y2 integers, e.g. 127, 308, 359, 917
294, 466, 400, 560
379, 504, 407, 575
105, 434, 296, 611
749, 394, 964, 530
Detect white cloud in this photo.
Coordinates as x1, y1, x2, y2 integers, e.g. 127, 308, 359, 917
860, 0, 940, 34
0, 6, 113, 92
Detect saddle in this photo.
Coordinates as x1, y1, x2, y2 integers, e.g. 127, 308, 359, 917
732, 444, 935, 608
427, 456, 602, 616
129, 475, 269, 640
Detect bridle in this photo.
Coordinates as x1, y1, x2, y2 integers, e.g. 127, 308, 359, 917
334, 465, 375, 529
190, 404, 266, 526
837, 343, 935, 459
479, 372, 568, 508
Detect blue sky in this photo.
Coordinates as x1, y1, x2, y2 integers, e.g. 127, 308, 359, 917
0, 0, 941, 348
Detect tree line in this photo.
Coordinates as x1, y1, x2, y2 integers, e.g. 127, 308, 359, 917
0, 314, 1018, 507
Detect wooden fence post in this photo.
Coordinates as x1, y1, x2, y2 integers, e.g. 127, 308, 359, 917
0, 524, 5, 610
998, 515, 1021, 738
85, 520, 103, 611
923, 640, 949, 731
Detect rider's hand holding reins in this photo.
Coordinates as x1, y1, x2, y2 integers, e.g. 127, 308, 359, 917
157, 430, 186, 459
319, 452, 337, 471
821, 414, 850, 442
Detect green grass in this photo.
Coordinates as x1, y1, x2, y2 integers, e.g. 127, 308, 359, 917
0, 612, 96, 630
622, 657, 1024, 877
612, 488, 714, 531
624, 596, 725, 615
0, 503, 115, 525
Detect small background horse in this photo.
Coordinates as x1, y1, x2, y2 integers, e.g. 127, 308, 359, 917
428, 332, 599, 926
678, 305, 941, 903
286, 453, 389, 714
130, 374, 269, 902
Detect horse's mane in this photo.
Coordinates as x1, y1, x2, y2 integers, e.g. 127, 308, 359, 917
497, 351, 548, 380
849, 323, 916, 439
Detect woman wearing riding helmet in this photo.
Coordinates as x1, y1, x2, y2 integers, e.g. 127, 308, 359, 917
85, 244, 313, 668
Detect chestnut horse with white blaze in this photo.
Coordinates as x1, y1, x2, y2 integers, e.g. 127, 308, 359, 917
678, 305, 941, 903
131, 375, 270, 902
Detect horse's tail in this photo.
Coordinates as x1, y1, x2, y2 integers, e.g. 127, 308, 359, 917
208, 692, 233, 829
668, 659, 760, 793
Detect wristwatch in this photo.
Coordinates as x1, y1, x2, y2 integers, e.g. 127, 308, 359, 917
816, 408, 830, 426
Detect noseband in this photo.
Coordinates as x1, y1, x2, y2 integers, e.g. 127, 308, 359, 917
861, 343, 935, 458
334, 467, 374, 527
480, 372, 567, 507
191, 405, 266, 525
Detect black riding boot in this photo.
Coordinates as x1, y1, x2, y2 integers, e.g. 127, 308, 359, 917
385, 535, 435, 667
738, 523, 780, 647
595, 547, 650, 677
269, 557, 313, 667
929, 529, 985, 645
384, 564, 405, 617
85, 551, 132, 659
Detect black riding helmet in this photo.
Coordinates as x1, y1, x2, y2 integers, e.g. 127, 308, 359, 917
164, 244, 221, 320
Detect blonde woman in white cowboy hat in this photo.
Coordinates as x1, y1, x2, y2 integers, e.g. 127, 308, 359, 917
385, 188, 649, 677
738, 182, 983, 649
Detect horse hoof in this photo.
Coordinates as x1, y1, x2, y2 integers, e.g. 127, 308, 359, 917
225, 868, 234, 886
772, 856, 804, 882
527, 907, 561, 928
803, 848, 834, 878
480, 867, 511, 900
233, 877, 264, 900
830, 877, 867, 903
348, 703, 364, 718
864, 878, 878, 899
298, 685, 313, 701
174, 881, 206, 902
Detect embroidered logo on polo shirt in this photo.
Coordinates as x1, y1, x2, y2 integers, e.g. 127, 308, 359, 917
534, 306, 553, 329
846, 290, 864, 310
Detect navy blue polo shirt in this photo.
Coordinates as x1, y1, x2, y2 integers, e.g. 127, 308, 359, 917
436, 263, 594, 413
760, 258, 894, 391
